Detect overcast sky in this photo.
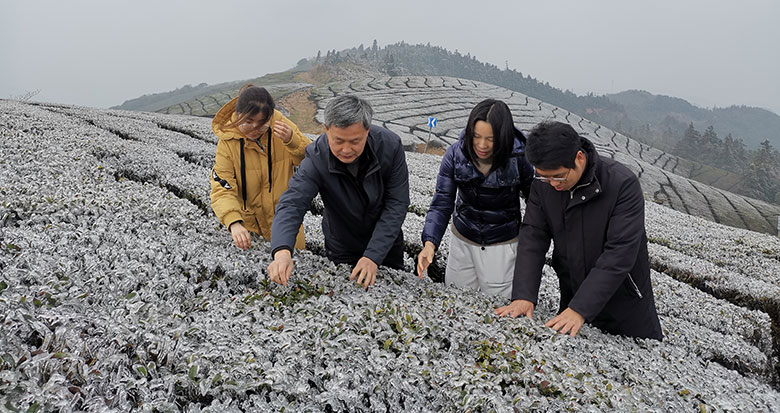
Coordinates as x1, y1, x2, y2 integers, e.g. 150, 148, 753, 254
2, 0, 778, 115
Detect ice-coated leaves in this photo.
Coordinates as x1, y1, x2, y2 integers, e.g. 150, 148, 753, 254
1, 99, 780, 411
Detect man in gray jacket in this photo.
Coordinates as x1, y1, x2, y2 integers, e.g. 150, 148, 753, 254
268, 95, 410, 288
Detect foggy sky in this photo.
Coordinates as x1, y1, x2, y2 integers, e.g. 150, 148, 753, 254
2, 0, 779, 115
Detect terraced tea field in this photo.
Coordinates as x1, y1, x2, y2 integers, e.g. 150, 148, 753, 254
2, 96, 780, 411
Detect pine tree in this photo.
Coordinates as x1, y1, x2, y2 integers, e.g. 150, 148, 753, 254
718, 133, 748, 173
675, 123, 702, 161
743, 139, 780, 203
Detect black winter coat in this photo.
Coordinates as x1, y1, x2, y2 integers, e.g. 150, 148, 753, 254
512, 137, 663, 340
271, 125, 410, 268
422, 133, 534, 247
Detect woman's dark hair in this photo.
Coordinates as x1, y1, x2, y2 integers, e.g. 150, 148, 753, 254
222, 84, 275, 130
462, 99, 520, 171
525, 121, 582, 169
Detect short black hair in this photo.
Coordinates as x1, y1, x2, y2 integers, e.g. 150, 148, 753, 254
525, 121, 582, 169
462, 99, 522, 171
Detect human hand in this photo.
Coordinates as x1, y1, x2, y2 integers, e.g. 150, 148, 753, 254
545, 307, 585, 337
273, 120, 293, 144
495, 299, 535, 319
350, 257, 378, 289
268, 250, 294, 286
416, 242, 436, 278
230, 222, 251, 250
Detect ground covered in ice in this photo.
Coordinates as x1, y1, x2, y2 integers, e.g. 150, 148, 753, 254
2, 98, 780, 411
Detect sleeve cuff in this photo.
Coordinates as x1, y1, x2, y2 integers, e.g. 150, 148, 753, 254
567, 298, 596, 322
362, 251, 383, 267
282, 132, 301, 149
421, 236, 439, 249
272, 246, 293, 259
223, 211, 243, 230
510, 293, 538, 305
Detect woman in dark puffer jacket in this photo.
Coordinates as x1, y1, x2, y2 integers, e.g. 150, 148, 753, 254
417, 99, 534, 298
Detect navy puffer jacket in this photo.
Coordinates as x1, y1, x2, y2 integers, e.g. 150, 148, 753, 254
422, 130, 534, 247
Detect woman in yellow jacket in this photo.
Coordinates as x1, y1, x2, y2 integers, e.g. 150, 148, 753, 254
210, 85, 311, 250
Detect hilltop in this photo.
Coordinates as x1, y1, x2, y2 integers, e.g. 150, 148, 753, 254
602, 90, 780, 151
112, 42, 780, 206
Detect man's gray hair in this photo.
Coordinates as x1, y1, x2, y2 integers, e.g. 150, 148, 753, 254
323, 95, 373, 129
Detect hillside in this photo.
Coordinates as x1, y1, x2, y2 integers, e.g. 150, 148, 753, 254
3, 99, 780, 410
314, 43, 780, 205
117, 66, 780, 234
602, 90, 780, 150
113, 42, 780, 149
112, 71, 319, 120
312, 75, 780, 235
112, 42, 780, 206
113, 82, 236, 112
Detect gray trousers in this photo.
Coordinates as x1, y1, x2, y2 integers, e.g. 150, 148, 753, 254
444, 234, 517, 299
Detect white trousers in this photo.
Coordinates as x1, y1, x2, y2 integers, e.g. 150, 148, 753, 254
444, 235, 517, 299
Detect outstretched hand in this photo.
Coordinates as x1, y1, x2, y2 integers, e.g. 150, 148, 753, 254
230, 222, 251, 250
416, 242, 435, 279
350, 257, 378, 289
495, 299, 535, 319
545, 307, 585, 337
268, 250, 294, 286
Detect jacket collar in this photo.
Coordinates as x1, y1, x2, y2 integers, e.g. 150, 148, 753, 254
326, 131, 381, 177
566, 137, 603, 208
454, 134, 527, 188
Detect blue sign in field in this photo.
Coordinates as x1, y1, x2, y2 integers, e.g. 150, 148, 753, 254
427, 117, 437, 128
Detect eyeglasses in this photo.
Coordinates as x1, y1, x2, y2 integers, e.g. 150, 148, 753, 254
238, 120, 270, 136
533, 169, 570, 183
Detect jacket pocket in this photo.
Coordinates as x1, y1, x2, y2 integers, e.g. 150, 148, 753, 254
626, 273, 643, 299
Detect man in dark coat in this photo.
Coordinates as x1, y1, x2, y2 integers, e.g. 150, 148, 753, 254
496, 121, 663, 340
268, 95, 410, 288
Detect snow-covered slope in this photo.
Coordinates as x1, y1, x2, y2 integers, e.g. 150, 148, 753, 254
2, 100, 780, 411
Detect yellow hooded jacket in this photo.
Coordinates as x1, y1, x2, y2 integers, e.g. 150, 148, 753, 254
210, 97, 311, 249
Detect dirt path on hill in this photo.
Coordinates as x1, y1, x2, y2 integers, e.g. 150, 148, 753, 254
277, 88, 323, 135
413, 143, 446, 156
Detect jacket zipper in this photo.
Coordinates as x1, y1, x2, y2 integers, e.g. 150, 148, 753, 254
240, 139, 247, 210
569, 180, 593, 200
627, 273, 643, 299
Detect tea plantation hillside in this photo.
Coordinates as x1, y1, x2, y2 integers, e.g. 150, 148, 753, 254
2, 99, 780, 411
311, 76, 780, 236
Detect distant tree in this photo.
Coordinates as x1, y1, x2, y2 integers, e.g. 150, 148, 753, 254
11, 89, 40, 101
698, 125, 723, 165
742, 139, 780, 203
675, 123, 702, 160
703, 125, 717, 143
719, 133, 748, 173
752, 139, 779, 166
